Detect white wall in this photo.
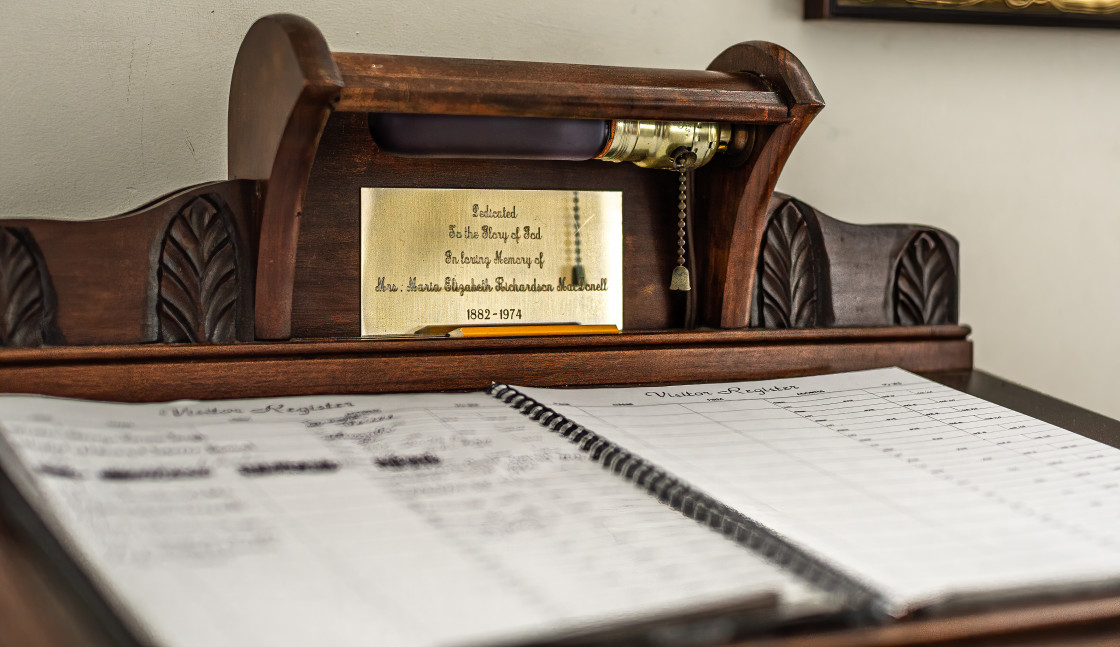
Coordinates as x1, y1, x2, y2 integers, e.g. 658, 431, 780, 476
2, 1, 1118, 415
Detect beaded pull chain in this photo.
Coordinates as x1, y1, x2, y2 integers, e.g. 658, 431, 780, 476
571, 191, 586, 286
670, 147, 697, 291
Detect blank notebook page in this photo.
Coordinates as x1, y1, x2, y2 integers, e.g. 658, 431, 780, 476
515, 367, 1120, 616
0, 391, 821, 647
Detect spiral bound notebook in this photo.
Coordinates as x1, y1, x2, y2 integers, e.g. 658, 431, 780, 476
498, 368, 1120, 619
5, 367, 1120, 647
487, 382, 882, 615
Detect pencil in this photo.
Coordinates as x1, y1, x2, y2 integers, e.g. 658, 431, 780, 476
448, 324, 620, 338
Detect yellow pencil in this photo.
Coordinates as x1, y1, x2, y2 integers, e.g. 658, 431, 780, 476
448, 324, 619, 338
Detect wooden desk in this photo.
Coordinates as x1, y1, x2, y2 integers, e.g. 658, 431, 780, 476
0, 13, 1099, 646
4, 369, 1120, 647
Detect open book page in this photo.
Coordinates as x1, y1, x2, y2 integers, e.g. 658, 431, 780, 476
0, 392, 826, 647
512, 367, 1120, 617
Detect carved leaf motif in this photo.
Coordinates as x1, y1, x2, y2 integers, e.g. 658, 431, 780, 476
894, 232, 956, 326
758, 202, 817, 328
0, 228, 54, 347
157, 196, 240, 343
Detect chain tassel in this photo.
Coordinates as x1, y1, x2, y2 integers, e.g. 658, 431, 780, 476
670, 153, 692, 291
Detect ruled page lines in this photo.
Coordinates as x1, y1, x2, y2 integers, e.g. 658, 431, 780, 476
517, 368, 1120, 615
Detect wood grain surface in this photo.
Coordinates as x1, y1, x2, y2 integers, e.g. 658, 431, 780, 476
232, 17, 829, 339
0, 326, 969, 401
332, 52, 786, 122
0, 181, 258, 346
699, 42, 824, 329
293, 111, 685, 336
227, 14, 343, 340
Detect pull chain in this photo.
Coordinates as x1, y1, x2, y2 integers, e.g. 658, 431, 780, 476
670, 148, 695, 291
571, 191, 586, 286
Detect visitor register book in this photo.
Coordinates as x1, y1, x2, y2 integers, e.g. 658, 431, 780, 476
3, 368, 1120, 646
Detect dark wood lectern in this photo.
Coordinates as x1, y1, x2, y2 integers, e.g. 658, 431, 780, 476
2, 13, 1119, 647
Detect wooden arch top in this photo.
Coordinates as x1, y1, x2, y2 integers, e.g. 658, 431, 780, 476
226, 14, 825, 340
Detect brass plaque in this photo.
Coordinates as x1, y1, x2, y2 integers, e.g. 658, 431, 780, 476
361, 188, 623, 336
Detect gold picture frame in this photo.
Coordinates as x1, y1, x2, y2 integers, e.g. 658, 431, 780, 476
806, 0, 1120, 27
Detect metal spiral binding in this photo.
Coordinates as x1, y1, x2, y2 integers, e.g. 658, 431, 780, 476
486, 383, 885, 613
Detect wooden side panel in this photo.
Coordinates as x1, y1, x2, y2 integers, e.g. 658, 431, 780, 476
0, 181, 259, 345
699, 42, 825, 329
227, 13, 343, 340
753, 194, 960, 328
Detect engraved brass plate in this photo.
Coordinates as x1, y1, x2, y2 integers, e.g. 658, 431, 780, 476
361, 188, 623, 336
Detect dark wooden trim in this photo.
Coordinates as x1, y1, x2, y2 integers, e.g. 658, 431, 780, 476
701, 42, 824, 328
740, 593, 1120, 646
0, 327, 970, 401
227, 15, 341, 181
0, 325, 970, 363
332, 53, 787, 122
227, 14, 343, 340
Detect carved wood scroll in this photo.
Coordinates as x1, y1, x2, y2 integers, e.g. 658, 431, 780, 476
156, 195, 243, 343
0, 227, 60, 347
894, 232, 958, 326
753, 194, 959, 328
0, 180, 257, 346
756, 199, 832, 328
